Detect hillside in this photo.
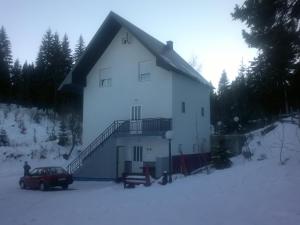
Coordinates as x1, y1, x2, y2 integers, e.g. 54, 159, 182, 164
0, 110, 299, 225
0, 104, 80, 174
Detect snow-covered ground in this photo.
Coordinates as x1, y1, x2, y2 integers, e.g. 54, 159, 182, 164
0, 104, 80, 167
1, 114, 300, 225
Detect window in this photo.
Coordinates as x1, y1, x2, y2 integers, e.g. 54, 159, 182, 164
138, 61, 152, 81
131, 105, 141, 120
133, 146, 143, 162
99, 68, 112, 87
178, 144, 182, 153
181, 102, 186, 113
201, 107, 205, 117
121, 32, 131, 45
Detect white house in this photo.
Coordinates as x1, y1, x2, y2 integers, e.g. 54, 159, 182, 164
60, 12, 211, 180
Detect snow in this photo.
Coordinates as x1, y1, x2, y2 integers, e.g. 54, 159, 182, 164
0, 110, 300, 225
0, 104, 80, 168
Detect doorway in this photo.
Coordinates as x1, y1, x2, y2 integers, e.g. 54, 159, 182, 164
130, 105, 142, 134
132, 146, 143, 173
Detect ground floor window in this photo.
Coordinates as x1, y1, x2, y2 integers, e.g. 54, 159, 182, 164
133, 146, 143, 162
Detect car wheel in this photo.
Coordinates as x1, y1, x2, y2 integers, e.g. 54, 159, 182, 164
19, 181, 26, 189
62, 185, 68, 190
39, 182, 47, 191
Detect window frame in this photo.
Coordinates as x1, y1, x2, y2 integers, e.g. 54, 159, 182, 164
133, 146, 143, 162
138, 60, 152, 82
99, 67, 112, 88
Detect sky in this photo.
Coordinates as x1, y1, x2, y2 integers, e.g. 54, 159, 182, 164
0, 0, 257, 88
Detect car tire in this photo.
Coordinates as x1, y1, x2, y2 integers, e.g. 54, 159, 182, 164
62, 185, 68, 190
19, 181, 26, 189
39, 182, 47, 191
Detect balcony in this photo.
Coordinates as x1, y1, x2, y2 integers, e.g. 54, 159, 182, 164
115, 118, 172, 137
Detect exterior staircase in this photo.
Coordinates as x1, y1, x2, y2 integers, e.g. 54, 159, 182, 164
66, 118, 172, 177
67, 120, 127, 174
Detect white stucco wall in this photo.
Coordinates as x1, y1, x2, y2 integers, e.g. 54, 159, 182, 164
82, 27, 173, 146
116, 136, 169, 162
171, 72, 211, 155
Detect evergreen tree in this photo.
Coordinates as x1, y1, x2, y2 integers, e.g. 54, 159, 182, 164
58, 120, 69, 146
11, 59, 23, 104
61, 34, 73, 76
216, 70, 232, 132
51, 32, 64, 107
36, 30, 66, 109
232, 0, 300, 113
218, 70, 229, 95
0, 26, 12, 102
230, 61, 249, 125
36, 29, 54, 108
74, 35, 85, 63
22, 61, 36, 106
211, 139, 232, 169
0, 128, 9, 146
36, 29, 54, 74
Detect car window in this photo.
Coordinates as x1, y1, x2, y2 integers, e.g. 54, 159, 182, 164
48, 168, 56, 175
30, 168, 41, 176
30, 168, 38, 175
56, 168, 67, 174
41, 169, 48, 175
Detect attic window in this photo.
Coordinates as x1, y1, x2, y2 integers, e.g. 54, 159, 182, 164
99, 68, 112, 87
121, 32, 131, 44
138, 60, 152, 82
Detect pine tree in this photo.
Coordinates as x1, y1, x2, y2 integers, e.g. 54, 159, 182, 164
61, 34, 73, 76
36, 29, 54, 74
36, 29, 54, 108
216, 70, 233, 132
22, 61, 36, 106
230, 61, 249, 125
0, 26, 12, 103
11, 59, 23, 104
232, 0, 300, 113
0, 128, 9, 146
36, 30, 66, 109
211, 139, 232, 169
58, 120, 69, 146
74, 35, 85, 63
218, 70, 229, 95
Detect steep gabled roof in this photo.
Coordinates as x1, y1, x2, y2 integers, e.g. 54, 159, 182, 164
60, 11, 210, 89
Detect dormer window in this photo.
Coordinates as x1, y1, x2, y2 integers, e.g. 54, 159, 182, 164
99, 68, 112, 87
138, 60, 152, 82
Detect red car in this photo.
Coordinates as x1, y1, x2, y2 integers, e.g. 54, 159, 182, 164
19, 166, 73, 191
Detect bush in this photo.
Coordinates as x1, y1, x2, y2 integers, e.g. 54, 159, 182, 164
58, 120, 69, 146
0, 129, 9, 146
211, 140, 232, 169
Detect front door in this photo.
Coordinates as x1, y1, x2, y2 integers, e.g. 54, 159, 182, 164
130, 105, 142, 134
132, 146, 143, 173
116, 146, 127, 178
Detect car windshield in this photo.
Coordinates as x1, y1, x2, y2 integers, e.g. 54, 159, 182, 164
29, 168, 38, 175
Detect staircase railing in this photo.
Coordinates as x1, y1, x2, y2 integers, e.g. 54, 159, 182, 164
67, 120, 126, 174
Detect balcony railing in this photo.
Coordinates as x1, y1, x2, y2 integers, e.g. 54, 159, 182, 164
116, 118, 172, 136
